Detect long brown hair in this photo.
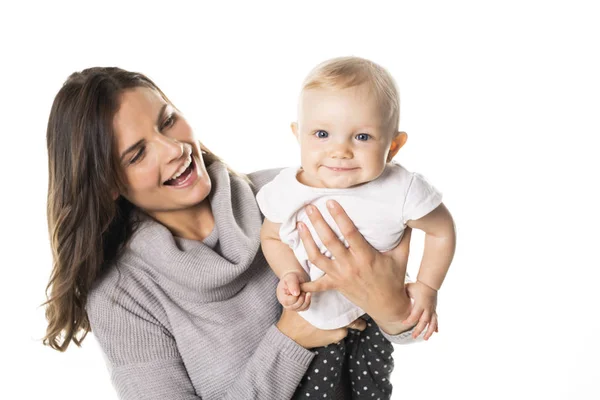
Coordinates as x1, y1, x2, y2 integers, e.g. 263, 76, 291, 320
43, 67, 226, 351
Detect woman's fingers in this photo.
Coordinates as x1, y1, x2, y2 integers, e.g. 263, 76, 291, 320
300, 274, 335, 293
297, 221, 334, 274
324, 201, 372, 257
303, 205, 351, 264
346, 317, 367, 331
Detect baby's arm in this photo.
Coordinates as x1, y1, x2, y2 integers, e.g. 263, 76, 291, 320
407, 202, 456, 291
260, 218, 312, 310
403, 202, 456, 338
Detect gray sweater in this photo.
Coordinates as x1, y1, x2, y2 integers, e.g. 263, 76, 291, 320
87, 161, 415, 400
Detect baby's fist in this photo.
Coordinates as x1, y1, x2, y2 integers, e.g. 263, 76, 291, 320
277, 271, 311, 311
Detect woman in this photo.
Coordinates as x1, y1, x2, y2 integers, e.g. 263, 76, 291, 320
43, 67, 417, 399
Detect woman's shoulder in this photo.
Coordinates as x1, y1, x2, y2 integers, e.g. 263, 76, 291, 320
86, 259, 178, 365
87, 260, 132, 318
86, 264, 124, 332
87, 255, 162, 327
246, 167, 285, 193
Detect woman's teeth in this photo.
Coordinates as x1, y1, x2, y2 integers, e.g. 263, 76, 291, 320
168, 155, 192, 181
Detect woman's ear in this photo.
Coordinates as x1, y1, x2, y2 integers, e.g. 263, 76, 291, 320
112, 191, 120, 201
387, 131, 408, 162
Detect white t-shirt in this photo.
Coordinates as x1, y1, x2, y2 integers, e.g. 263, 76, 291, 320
256, 161, 443, 330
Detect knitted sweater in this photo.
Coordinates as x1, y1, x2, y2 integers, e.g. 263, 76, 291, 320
87, 161, 415, 399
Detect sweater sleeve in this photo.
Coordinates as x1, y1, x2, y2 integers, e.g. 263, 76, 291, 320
246, 167, 284, 194
87, 276, 315, 400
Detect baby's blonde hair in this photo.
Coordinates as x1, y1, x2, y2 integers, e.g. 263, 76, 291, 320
301, 56, 400, 133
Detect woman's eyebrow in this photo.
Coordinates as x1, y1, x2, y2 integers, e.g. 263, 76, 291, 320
120, 139, 145, 162
156, 103, 168, 128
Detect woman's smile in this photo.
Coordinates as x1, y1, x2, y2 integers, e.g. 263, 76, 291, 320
163, 155, 199, 189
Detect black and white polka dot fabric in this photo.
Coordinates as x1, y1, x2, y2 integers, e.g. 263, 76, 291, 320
292, 315, 395, 400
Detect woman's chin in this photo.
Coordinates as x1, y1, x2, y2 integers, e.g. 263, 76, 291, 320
176, 177, 212, 208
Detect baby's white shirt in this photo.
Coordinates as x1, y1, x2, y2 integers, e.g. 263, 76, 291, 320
256, 161, 443, 330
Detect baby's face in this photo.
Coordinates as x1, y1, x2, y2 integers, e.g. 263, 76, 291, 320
293, 84, 396, 189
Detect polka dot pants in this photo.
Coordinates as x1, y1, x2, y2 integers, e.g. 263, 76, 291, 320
292, 315, 395, 400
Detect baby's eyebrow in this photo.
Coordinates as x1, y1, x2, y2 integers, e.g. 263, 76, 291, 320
311, 121, 332, 129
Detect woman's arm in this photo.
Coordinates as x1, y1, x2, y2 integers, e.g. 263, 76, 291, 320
87, 283, 315, 400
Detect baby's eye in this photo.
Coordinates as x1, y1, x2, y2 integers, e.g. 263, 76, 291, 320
315, 130, 329, 139
356, 133, 370, 141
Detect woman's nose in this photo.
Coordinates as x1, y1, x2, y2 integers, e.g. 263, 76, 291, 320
156, 134, 184, 161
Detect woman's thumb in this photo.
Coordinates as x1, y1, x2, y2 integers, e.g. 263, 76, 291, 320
300, 275, 333, 293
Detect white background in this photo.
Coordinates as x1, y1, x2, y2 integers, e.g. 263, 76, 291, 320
1, 0, 599, 399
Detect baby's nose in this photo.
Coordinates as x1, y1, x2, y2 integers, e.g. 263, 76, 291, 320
330, 145, 353, 159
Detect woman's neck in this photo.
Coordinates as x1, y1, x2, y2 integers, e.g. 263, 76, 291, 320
147, 198, 215, 242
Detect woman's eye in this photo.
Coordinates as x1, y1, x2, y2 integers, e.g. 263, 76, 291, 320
130, 146, 145, 164
356, 133, 370, 141
315, 130, 329, 139
162, 114, 177, 130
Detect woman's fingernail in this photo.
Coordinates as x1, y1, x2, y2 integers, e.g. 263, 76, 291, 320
297, 222, 304, 232
306, 205, 313, 215
327, 200, 335, 209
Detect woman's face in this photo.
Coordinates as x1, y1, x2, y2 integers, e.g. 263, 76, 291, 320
113, 87, 211, 214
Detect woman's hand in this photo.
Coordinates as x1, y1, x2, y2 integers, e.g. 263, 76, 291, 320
298, 201, 414, 334
276, 308, 366, 349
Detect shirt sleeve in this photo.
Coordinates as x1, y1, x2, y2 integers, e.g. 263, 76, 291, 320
256, 176, 289, 224
402, 172, 443, 224
87, 283, 315, 400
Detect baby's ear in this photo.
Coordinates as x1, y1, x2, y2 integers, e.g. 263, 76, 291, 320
291, 122, 299, 141
387, 131, 408, 162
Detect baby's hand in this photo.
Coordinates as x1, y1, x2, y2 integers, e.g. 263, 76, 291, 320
403, 281, 439, 340
277, 271, 312, 312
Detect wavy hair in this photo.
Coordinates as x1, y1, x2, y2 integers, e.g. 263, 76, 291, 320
43, 67, 228, 351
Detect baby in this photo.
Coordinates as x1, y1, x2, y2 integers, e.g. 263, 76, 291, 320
257, 56, 456, 399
